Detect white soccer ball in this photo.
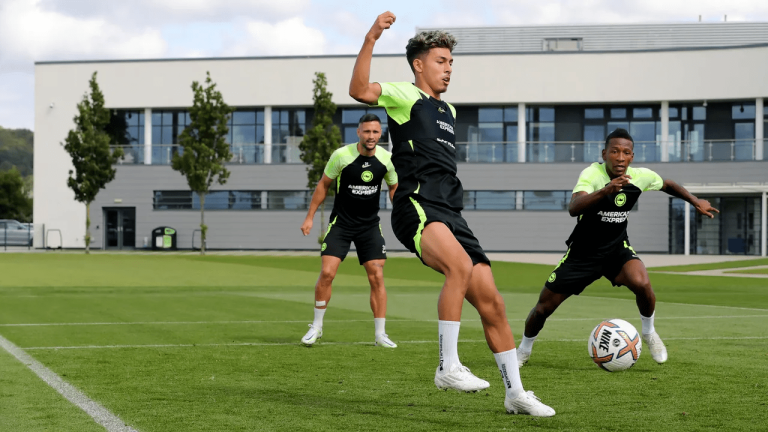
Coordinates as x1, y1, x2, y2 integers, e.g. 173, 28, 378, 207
587, 318, 642, 372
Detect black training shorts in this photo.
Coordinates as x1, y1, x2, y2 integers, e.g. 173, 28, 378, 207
321, 222, 386, 265
391, 197, 490, 266
544, 239, 640, 295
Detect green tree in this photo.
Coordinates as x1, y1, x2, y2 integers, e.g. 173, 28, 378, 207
299, 72, 342, 243
0, 126, 34, 177
0, 168, 32, 222
62, 71, 123, 254
172, 71, 233, 255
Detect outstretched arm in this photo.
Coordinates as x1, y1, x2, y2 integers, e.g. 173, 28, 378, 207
661, 178, 719, 218
349, 12, 395, 104
301, 175, 335, 235
568, 175, 632, 217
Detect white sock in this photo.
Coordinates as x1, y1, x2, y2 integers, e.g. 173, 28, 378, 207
313, 307, 326, 329
641, 312, 655, 335
494, 349, 525, 399
438, 320, 461, 372
374, 318, 386, 337
519, 335, 537, 353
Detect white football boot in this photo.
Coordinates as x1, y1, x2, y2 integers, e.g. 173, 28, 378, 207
434, 365, 490, 392
505, 391, 556, 417
375, 333, 397, 348
516, 350, 531, 368
642, 331, 668, 363
301, 324, 322, 346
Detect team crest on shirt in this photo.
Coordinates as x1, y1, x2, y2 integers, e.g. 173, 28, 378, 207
438, 107, 446, 114
615, 193, 627, 207
361, 171, 374, 182
548, 273, 556, 283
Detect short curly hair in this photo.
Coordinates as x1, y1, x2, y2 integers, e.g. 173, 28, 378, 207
405, 30, 458, 73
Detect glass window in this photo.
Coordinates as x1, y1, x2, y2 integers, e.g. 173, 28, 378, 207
610, 108, 627, 119
272, 109, 307, 144
503, 106, 518, 122
539, 107, 555, 122
478, 108, 503, 122
152, 110, 189, 145
108, 110, 144, 145
633, 108, 653, 119
692, 106, 706, 120
669, 107, 679, 119
153, 191, 192, 210
474, 191, 516, 210
523, 191, 568, 210
268, 191, 309, 210
585, 108, 604, 119
732, 103, 756, 120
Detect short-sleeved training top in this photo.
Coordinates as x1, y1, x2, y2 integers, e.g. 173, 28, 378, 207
566, 162, 663, 255
373, 82, 462, 210
324, 143, 398, 227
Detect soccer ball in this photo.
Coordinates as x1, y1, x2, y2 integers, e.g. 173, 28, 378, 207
587, 318, 642, 372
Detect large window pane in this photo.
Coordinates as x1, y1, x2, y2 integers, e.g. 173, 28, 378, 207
585, 108, 604, 119
633, 108, 653, 119
732, 103, 756, 120
610, 108, 627, 119
478, 108, 503, 122
233, 111, 256, 125
523, 191, 567, 210
475, 191, 516, 210
503, 106, 518, 122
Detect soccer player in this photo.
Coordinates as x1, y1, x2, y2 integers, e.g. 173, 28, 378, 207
349, 12, 555, 417
516, 128, 719, 368
299, 114, 399, 349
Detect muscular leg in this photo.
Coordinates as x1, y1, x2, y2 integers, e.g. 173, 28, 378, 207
464, 263, 514, 353
419, 222, 474, 321
362, 259, 387, 318
614, 259, 654, 317
523, 287, 571, 339
614, 259, 667, 363
314, 255, 342, 309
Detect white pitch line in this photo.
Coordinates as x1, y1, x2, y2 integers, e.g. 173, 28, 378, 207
2, 314, 768, 327
21, 335, 768, 351
0, 332, 138, 432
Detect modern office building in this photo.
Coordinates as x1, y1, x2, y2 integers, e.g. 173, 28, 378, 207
34, 22, 768, 255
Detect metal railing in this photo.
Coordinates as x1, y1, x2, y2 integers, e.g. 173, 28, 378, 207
111, 139, 764, 165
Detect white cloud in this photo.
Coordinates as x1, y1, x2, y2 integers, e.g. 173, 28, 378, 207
0, 0, 167, 71
225, 17, 327, 56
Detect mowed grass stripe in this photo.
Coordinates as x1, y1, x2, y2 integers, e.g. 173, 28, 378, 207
3, 314, 768, 327
22, 335, 768, 351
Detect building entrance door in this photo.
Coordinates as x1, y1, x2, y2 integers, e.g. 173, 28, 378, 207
104, 207, 136, 249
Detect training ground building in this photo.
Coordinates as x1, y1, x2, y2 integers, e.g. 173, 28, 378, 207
34, 22, 768, 256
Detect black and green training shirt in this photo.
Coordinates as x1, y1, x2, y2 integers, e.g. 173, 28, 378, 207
323, 143, 398, 227
373, 82, 462, 210
566, 162, 663, 255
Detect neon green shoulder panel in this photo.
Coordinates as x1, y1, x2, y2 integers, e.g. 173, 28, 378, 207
572, 162, 608, 194
374, 82, 421, 125
323, 143, 359, 179
447, 102, 456, 119
374, 146, 398, 186
627, 166, 663, 192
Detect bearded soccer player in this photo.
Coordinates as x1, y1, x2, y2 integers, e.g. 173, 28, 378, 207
349, 12, 555, 417
516, 128, 719, 368
299, 114, 399, 349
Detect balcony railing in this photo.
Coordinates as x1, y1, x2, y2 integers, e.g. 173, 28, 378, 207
112, 139, 764, 165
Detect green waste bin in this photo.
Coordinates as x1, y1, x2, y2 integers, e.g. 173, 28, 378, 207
152, 227, 177, 250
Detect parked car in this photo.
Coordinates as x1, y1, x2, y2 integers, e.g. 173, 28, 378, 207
0, 219, 34, 246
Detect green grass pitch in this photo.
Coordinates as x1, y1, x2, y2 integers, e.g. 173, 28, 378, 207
0, 254, 767, 431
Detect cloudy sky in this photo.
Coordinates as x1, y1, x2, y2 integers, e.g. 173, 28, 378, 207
1, 0, 767, 130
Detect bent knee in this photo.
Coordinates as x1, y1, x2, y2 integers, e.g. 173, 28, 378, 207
319, 269, 337, 282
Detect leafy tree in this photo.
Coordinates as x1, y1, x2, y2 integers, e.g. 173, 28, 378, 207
299, 72, 342, 243
0, 126, 34, 177
62, 71, 123, 253
0, 168, 32, 222
172, 71, 233, 255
